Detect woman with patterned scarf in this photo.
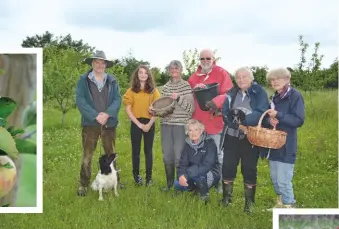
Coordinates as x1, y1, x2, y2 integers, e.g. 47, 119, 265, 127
265, 67, 305, 209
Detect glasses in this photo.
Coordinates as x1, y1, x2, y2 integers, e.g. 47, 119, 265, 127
270, 77, 287, 82
200, 57, 212, 61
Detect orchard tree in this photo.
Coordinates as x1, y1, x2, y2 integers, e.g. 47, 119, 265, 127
21, 31, 95, 62
120, 50, 150, 80
293, 35, 324, 101
106, 64, 129, 95
250, 66, 268, 87
43, 46, 88, 128
323, 58, 338, 89
150, 67, 162, 86
22, 31, 95, 53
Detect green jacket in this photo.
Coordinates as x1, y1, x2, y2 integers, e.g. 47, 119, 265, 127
75, 70, 122, 127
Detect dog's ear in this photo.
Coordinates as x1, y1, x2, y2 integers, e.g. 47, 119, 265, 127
108, 153, 116, 162
230, 108, 246, 124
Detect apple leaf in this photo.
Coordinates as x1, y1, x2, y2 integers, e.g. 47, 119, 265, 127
0, 127, 18, 159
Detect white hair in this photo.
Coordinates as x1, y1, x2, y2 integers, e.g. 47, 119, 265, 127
234, 67, 254, 81
185, 119, 205, 135
266, 67, 291, 82
199, 49, 215, 59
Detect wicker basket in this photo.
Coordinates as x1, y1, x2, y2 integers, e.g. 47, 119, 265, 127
151, 97, 175, 117
247, 110, 287, 149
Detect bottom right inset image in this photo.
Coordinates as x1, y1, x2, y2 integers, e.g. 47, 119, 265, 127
279, 213, 339, 229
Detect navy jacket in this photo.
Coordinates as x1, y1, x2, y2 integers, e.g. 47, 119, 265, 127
222, 82, 270, 128
75, 70, 122, 127
267, 87, 305, 164
177, 133, 219, 180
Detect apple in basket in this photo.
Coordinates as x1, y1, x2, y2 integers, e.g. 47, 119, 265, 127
0, 155, 17, 198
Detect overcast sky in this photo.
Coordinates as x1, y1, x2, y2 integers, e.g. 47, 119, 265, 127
0, 0, 337, 73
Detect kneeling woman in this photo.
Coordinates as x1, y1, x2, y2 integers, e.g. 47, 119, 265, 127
174, 119, 220, 203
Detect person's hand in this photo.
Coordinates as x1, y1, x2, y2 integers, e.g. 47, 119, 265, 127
267, 109, 278, 118
171, 93, 178, 100
205, 100, 217, 114
179, 175, 188, 187
137, 122, 145, 130
100, 112, 110, 125
148, 106, 156, 116
194, 83, 206, 89
269, 118, 279, 128
239, 124, 247, 133
96, 112, 110, 125
142, 123, 151, 132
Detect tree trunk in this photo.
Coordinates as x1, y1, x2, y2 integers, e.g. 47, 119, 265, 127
62, 112, 65, 128
0, 54, 37, 206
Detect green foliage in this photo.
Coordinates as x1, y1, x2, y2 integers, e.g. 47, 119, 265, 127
21, 31, 95, 63
0, 97, 37, 158
106, 64, 129, 95
323, 58, 338, 89
0, 97, 17, 119
250, 66, 268, 86
44, 46, 88, 127
0, 162, 14, 169
120, 50, 150, 80
0, 97, 19, 159
290, 35, 337, 94
182, 48, 200, 76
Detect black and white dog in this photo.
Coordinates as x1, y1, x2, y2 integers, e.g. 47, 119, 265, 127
91, 153, 119, 201
230, 108, 246, 125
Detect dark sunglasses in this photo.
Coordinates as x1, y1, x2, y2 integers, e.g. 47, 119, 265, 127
200, 57, 212, 61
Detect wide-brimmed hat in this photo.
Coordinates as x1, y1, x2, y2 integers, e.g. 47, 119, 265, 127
84, 50, 113, 68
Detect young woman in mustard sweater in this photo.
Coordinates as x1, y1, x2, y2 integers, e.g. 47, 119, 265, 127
123, 65, 160, 186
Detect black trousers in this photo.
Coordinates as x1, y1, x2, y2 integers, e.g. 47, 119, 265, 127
222, 135, 259, 185
130, 118, 155, 180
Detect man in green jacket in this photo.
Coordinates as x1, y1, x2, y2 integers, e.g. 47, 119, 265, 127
76, 50, 122, 196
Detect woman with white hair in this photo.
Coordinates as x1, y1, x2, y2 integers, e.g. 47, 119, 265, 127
220, 67, 270, 214
265, 67, 305, 209
174, 119, 220, 203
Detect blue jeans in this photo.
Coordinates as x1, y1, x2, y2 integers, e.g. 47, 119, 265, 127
269, 160, 296, 205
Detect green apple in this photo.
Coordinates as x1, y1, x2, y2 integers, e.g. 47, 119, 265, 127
0, 156, 17, 198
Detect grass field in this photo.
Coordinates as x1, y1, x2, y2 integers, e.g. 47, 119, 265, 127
0, 89, 337, 229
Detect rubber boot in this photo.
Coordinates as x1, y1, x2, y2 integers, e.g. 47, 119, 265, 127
162, 164, 175, 192
196, 179, 209, 204
244, 184, 256, 214
221, 182, 233, 207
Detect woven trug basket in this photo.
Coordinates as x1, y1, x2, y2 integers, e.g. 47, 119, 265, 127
151, 97, 175, 117
247, 110, 287, 149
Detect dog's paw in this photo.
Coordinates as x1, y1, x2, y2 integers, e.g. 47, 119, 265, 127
98, 197, 104, 201
115, 192, 119, 197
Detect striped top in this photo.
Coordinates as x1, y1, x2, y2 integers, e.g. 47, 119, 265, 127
160, 78, 195, 125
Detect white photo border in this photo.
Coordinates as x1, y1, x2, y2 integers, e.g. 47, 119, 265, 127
273, 208, 339, 229
0, 48, 43, 213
